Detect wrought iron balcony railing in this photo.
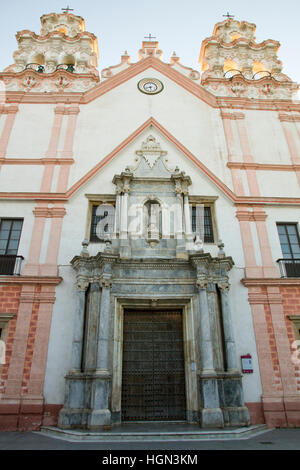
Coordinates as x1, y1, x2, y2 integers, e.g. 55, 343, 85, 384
0, 255, 24, 275
277, 258, 300, 278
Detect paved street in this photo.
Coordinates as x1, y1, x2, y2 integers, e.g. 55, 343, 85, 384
0, 428, 299, 450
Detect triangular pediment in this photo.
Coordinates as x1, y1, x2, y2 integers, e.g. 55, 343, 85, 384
82, 56, 217, 107
66, 117, 236, 201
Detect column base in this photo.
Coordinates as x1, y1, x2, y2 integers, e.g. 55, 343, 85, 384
87, 409, 111, 429
201, 408, 224, 428
119, 238, 131, 259
222, 406, 251, 427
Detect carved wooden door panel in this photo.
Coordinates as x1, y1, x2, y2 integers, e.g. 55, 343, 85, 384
122, 310, 186, 421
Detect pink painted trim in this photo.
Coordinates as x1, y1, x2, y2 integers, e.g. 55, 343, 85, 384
45, 214, 64, 268
66, 117, 236, 200
60, 107, 79, 158
220, 114, 246, 195
22, 205, 47, 275
27, 287, 56, 397
56, 165, 71, 193
281, 121, 300, 165
0, 158, 74, 165
235, 118, 261, 196
235, 214, 258, 269
40, 164, 55, 193
248, 295, 278, 395
254, 212, 278, 277
45, 106, 65, 158
0, 276, 62, 285
228, 162, 300, 171
0, 107, 18, 158
267, 286, 299, 396
3, 285, 35, 398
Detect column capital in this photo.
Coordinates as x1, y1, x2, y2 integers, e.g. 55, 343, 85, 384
196, 279, 208, 290
100, 278, 112, 289
76, 278, 89, 291
217, 281, 230, 292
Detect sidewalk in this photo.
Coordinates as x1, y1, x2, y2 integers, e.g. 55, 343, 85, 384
0, 428, 299, 450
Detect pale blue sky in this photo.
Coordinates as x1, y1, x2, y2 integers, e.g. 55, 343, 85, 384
1, 0, 300, 85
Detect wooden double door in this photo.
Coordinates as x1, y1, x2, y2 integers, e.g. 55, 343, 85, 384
121, 309, 186, 421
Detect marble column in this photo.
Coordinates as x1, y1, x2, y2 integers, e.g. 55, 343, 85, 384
120, 192, 128, 239
58, 278, 89, 428
183, 193, 194, 250
197, 280, 224, 428
96, 279, 112, 372
218, 281, 238, 372
113, 190, 121, 237
88, 277, 112, 429
83, 281, 101, 371
175, 192, 186, 257
119, 191, 131, 258
197, 281, 215, 375
70, 279, 89, 371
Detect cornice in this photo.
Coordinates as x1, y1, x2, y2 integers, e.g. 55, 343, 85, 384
278, 112, 300, 122
228, 162, 300, 172
15, 29, 97, 42
242, 278, 300, 287
0, 158, 74, 166
0, 276, 62, 286
1, 117, 300, 206
1, 55, 300, 111
33, 207, 66, 218
201, 36, 280, 51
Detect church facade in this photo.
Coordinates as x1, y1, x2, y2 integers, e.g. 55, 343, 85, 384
0, 11, 300, 431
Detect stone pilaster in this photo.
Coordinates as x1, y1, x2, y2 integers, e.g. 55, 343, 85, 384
88, 265, 114, 429
217, 281, 239, 373
196, 280, 224, 428
70, 278, 89, 371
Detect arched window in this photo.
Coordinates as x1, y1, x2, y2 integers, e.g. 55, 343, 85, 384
223, 59, 241, 78
252, 61, 270, 79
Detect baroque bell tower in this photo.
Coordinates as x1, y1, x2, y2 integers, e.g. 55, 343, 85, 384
2, 9, 99, 92
198, 17, 298, 100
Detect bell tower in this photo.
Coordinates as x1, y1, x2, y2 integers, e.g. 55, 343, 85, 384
2, 9, 99, 92
198, 17, 298, 99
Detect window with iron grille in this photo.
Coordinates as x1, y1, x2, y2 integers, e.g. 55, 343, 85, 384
0, 219, 23, 255
191, 206, 214, 243
90, 204, 114, 242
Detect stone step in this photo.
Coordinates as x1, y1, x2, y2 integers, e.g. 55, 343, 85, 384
39, 424, 269, 442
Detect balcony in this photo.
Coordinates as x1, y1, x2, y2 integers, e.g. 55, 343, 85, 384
0, 255, 24, 275
277, 258, 300, 278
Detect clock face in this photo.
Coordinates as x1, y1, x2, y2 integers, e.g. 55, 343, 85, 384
143, 82, 158, 92
138, 78, 163, 94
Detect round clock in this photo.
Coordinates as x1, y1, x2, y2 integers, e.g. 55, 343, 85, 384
138, 78, 164, 95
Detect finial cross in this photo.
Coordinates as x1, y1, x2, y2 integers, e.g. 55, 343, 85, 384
144, 33, 156, 41
62, 5, 74, 14
223, 12, 235, 19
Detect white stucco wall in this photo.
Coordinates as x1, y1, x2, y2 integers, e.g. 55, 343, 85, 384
6, 103, 53, 157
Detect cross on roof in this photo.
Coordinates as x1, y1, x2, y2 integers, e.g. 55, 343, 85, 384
223, 12, 235, 19
62, 5, 74, 14
144, 33, 156, 41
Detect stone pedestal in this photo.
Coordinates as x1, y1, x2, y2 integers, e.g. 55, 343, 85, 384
200, 377, 224, 428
